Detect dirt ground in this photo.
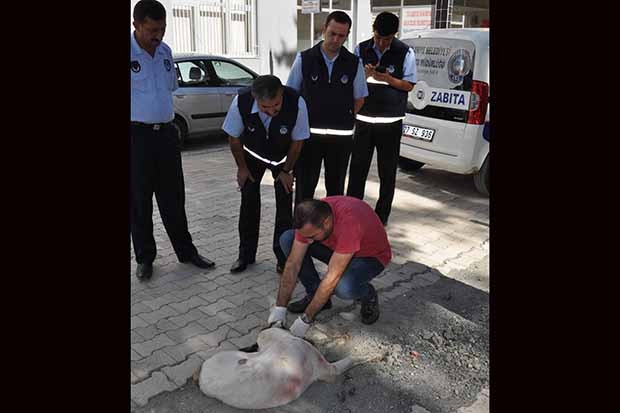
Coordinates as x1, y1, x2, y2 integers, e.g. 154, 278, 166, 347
132, 253, 488, 413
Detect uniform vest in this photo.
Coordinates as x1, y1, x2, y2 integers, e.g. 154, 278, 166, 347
238, 86, 299, 166
357, 37, 409, 119
300, 42, 359, 135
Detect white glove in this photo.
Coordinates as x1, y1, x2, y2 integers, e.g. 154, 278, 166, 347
289, 316, 311, 338
267, 306, 287, 327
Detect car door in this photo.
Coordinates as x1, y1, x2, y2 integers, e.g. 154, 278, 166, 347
173, 60, 223, 135
207, 59, 257, 118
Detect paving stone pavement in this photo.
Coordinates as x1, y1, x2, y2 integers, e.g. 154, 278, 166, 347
130, 139, 489, 406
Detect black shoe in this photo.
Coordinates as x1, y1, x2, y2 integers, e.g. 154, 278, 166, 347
360, 284, 380, 324
182, 253, 215, 269
287, 294, 332, 314
136, 263, 153, 280
276, 263, 284, 274
230, 257, 255, 273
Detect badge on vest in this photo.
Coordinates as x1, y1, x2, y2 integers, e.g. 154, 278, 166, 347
340, 74, 349, 84
311, 74, 319, 82
387, 65, 395, 74
247, 125, 256, 132
131, 60, 141, 73
280, 125, 288, 135
164, 59, 171, 72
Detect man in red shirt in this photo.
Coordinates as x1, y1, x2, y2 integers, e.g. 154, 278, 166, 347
267, 196, 391, 338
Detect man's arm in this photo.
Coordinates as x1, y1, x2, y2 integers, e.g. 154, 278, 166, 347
353, 58, 368, 114
276, 140, 303, 194
285, 53, 304, 93
370, 47, 417, 92
353, 97, 365, 114
223, 96, 254, 188
228, 137, 254, 188
304, 251, 354, 320
371, 70, 414, 92
276, 95, 309, 193
276, 239, 310, 307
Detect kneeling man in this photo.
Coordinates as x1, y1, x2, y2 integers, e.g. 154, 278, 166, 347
268, 196, 391, 338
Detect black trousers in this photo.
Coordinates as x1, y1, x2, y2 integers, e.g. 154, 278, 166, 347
238, 153, 292, 266
294, 133, 353, 206
130, 124, 197, 264
347, 119, 402, 224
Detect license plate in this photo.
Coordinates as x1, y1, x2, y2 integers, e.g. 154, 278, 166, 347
402, 124, 435, 142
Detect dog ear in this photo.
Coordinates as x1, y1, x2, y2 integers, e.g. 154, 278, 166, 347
238, 343, 259, 353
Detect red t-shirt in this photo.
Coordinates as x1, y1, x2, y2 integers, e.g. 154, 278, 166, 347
294, 196, 392, 266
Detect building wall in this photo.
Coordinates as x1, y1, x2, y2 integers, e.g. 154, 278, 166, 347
254, 0, 297, 80
356, 0, 373, 45
130, 0, 373, 80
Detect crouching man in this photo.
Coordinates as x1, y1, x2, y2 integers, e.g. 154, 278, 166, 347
268, 196, 391, 338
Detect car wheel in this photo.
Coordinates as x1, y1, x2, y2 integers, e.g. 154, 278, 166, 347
172, 117, 188, 149
473, 156, 489, 196
398, 156, 425, 171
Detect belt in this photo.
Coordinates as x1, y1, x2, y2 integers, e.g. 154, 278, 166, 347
131, 121, 172, 130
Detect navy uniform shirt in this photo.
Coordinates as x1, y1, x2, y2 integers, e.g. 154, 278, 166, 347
354, 43, 417, 83
130, 33, 178, 123
222, 95, 311, 142
286, 49, 368, 99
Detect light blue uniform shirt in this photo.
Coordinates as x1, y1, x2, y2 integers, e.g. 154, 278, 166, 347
130, 33, 178, 123
286, 48, 368, 99
222, 95, 310, 142
354, 43, 417, 83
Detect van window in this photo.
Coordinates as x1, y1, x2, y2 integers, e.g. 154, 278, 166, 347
403, 37, 477, 123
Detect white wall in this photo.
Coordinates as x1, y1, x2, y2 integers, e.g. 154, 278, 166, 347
356, 0, 373, 46
255, 1, 298, 80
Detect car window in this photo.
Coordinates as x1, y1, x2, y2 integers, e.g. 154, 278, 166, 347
210, 60, 255, 87
175, 60, 214, 87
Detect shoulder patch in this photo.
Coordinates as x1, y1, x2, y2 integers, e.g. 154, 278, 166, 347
131, 60, 141, 73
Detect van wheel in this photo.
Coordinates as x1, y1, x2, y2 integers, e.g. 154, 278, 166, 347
398, 157, 425, 171
172, 117, 188, 149
474, 156, 489, 196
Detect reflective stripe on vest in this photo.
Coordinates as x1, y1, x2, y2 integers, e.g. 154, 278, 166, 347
366, 77, 390, 85
243, 146, 287, 166
309, 127, 355, 136
355, 113, 405, 124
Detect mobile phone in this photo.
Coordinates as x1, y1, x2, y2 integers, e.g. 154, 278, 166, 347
375, 65, 387, 73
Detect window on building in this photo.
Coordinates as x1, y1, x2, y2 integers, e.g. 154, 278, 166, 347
171, 0, 257, 57
297, 0, 355, 52
370, 0, 488, 29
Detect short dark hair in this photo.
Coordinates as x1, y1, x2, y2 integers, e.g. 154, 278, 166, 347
293, 199, 333, 229
133, 0, 166, 22
251, 75, 283, 101
373, 12, 399, 36
324, 10, 352, 31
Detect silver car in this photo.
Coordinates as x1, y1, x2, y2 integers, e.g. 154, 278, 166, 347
172, 53, 258, 147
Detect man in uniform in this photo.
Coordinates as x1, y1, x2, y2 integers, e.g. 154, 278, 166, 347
223, 75, 310, 274
286, 11, 368, 206
347, 12, 417, 226
267, 196, 391, 338
131, 0, 215, 280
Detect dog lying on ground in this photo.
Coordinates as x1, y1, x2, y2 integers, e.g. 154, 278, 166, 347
197, 326, 374, 409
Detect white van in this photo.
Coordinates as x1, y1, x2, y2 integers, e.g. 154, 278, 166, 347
399, 29, 489, 196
